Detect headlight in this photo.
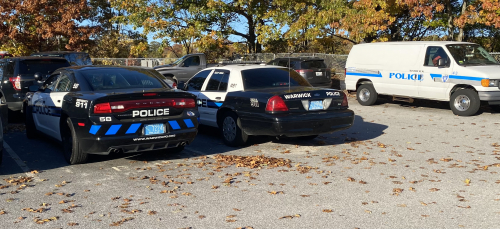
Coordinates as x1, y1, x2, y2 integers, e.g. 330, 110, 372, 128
481, 79, 499, 87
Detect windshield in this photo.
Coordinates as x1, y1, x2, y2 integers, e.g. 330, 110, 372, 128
171, 56, 186, 66
241, 67, 311, 90
80, 68, 168, 91
446, 44, 499, 66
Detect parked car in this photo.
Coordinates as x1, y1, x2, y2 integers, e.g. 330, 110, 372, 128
24, 66, 199, 164
0, 51, 13, 59
154, 53, 215, 84
178, 65, 354, 146
267, 57, 332, 88
31, 51, 92, 66
345, 41, 500, 116
0, 57, 70, 115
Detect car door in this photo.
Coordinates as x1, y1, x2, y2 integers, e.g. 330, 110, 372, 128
418, 46, 452, 100
198, 69, 230, 127
40, 72, 73, 140
32, 74, 60, 136
184, 70, 213, 123
180, 56, 203, 80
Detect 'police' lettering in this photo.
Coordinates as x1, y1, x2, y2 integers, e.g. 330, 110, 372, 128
389, 73, 423, 81
132, 108, 170, 117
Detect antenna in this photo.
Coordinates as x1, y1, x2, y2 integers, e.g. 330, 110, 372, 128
288, 53, 291, 92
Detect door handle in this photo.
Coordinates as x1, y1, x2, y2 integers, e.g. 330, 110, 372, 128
215, 97, 221, 101
57, 100, 61, 103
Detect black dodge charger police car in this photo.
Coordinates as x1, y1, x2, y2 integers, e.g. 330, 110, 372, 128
178, 65, 354, 146
24, 66, 199, 164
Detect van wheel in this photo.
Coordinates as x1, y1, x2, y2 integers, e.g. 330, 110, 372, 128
220, 111, 248, 147
357, 84, 378, 106
62, 118, 88, 164
450, 89, 480, 116
25, 106, 37, 139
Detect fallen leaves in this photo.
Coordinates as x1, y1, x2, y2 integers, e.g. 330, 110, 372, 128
279, 214, 301, 219
429, 188, 440, 192
465, 179, 471, 185
110, 217, 134, 226
268, 191, 285, 195
214, 154, 292, 169
22, 208, 48, 213
33, 216, 58, 224
322, 209, 333, 213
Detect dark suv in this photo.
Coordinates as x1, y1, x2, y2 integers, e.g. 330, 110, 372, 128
31, 51, 92, 66
267, 57, 332, 88
0, 57, 70, 113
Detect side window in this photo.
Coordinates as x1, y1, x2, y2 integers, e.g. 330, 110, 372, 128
44, 74, 60, 91
0, 61, 4, 82
54, 74, 72, 92
5, 61, 15, 78
205, 70, 230, 92
277, 60, 290, 67
184, 56, 200, 67
424, 47, 450, 67
186, 70, 212, 91
268, 60, 277, 65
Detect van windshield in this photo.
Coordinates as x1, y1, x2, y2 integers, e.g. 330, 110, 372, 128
446, 44, 499, 66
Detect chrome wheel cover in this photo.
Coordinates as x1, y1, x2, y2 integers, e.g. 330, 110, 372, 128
454, 95, 470, 111
359, 88, 370, 102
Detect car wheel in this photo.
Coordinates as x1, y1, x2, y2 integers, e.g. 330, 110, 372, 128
357, 84, 378, 106
298, 135, 319, 140
450, 89, 480, 116
63, 118, 88, 164
220, 111, 248, 147
25, 105, 37, 139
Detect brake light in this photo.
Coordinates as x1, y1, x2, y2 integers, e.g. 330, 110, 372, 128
341, 92, 348, 107
94, 103, 112, 114
266, 95, 288, 112
9, 76, 21, 91
143, 93, 157, 96
93, 98, 196, 114
296, 69, 313, 74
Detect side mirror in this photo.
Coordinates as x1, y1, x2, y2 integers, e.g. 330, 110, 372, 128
34, 72, 43, 81
29, 85, 40, 92
178, 81, 186, 90
437, 58, 446, 67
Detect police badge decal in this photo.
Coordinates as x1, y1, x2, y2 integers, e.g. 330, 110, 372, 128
442, 74, 449, 83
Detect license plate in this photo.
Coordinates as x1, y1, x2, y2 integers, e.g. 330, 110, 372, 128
309, 100, 324, 110
316, 72, 323, 76
144, 123, 165, 135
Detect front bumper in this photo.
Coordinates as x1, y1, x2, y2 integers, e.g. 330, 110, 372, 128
239, 109, 354, 137
478, 91, 500, 105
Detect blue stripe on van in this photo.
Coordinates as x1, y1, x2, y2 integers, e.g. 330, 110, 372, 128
430, 74, 442, 79
346, 72, 382, 78
449, 75, 484, 81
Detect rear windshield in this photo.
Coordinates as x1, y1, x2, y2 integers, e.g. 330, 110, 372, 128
31, 53, 92, 66
241, 68, 311, 90
19, 59, 70, 74
80, 68, 167, 91
300, 60, 326, 69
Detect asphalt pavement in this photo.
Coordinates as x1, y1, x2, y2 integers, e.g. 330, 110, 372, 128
1, 98, 500, 228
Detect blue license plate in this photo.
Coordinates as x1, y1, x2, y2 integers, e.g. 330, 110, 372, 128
144, 123, 165, 135
309, 100, 324, 110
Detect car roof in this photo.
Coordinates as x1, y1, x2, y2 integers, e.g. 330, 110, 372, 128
203, 64, 286, 71
60, 65, 154, 71
273, 57, 324, 61
31, 51, 89, 55
2, 56, 68, 61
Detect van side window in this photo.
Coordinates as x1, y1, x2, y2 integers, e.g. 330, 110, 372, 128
424, 47, 450, 67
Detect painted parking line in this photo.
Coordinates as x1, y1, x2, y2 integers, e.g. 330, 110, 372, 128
3, 141, 31, 173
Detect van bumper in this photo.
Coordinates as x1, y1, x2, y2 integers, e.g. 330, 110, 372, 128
478, 91, 500, 105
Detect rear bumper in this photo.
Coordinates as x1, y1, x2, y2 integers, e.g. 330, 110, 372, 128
79, 128, 197, 155
310, 81, 332, 88
239, 109, 354, 137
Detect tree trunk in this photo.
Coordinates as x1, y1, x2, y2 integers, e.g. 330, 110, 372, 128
457, 0, 467, 42
447, 0, 454, 41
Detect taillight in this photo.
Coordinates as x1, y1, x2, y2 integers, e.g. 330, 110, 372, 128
341, 92, 348, 107
172, 82, 177, 89
94, 103, 112, 114
93, 98, 196, 114
9, 76, 21, 91
266, 95, 288, 112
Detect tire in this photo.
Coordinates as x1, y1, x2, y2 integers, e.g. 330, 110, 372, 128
298, 135, 319, 140
220, 111, 248, 147
357, 84, 378, 106
449, 89, 480, 116
25, 105, 37, 139
62, 118, 88, 164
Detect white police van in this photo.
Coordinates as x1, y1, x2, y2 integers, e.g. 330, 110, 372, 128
345, 41, 500, 116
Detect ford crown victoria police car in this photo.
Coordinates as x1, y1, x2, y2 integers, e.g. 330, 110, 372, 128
179, 65, 354, 146
24, 66, 199, 164
346, 41, 500, 116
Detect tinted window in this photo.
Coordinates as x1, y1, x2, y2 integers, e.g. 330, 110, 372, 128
184, 56, 200, 67
300, 60, 326, 69
5, 61, 14, 77
55, 74, 72, 92
31, 53, 92, 66
19, 59, 70, 75
80, 68, 166, 91
44, 75, 60, 91
424, 47, 450, 67
277, 60, 292, 68
241, 68, 311, 90
186, 70, 211, 91
0, 61, 4, 81
205, 70, 229, 91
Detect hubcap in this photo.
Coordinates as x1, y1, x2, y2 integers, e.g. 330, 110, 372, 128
454, 95, 470, 111
223, 116, 236, 142
359, 88, 370, 102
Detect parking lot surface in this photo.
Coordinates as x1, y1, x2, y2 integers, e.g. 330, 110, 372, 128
1, 98, 500, 228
